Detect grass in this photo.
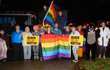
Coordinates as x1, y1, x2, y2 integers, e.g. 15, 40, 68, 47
78, 57, 110, 70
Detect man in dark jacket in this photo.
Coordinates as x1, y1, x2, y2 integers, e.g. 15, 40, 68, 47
55, 11, 67, 31
38, 5, 48, 25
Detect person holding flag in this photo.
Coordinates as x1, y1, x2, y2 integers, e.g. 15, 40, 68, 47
42, 1, 57, 29
38, 5, 48, 25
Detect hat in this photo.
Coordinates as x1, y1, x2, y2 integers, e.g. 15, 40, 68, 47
77, 25, 82, 28
33, 25, 39, 30
86, 23, 89, 26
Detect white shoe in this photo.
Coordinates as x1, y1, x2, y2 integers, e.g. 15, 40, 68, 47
72, 59, 78, 63
40, 57, 43, 61
99, 55, 101, 58
103, 56, 106, 59
37, 56, 39, 60
34, 56, 37, 60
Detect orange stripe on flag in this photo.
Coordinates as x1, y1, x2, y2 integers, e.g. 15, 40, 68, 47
60, 38, 69, 42
50, 3, 57, 19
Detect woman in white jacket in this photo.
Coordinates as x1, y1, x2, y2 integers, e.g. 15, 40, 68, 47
70, 26, 80, 62
20, 26, 33, 61
98, 22, 110, 59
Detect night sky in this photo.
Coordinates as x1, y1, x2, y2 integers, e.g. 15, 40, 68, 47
68, 0, 110, 23
1, 0, 110, 24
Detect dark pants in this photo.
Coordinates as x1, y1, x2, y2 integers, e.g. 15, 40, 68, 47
13, 43, 23, 61
85, 44, 97, 60
39, 43, 43, 57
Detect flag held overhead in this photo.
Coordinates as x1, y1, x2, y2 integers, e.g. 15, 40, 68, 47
43, 1, 57, 28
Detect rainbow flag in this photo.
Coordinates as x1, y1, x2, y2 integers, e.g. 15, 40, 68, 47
41, 34, 71, 60
59, 34, 71, 58
0, 38, 7, 60
43, 1, 57, 28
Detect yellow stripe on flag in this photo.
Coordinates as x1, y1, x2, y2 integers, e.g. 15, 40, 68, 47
48, 9, 55, 21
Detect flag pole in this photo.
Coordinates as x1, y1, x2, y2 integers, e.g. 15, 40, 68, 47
42, 1, 54, 22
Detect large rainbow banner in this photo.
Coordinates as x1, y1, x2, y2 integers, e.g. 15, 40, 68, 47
0, 38, 7, 60
41, 34, 71, 60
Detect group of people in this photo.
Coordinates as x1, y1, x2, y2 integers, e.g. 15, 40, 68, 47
0, 21, 110, 63
11, 25, 44, 61
0, 5, 110, 63
11, 23, 73, 62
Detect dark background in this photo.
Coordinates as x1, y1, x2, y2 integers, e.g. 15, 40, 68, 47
69, 0, 110, 23
1, 0, 110, 24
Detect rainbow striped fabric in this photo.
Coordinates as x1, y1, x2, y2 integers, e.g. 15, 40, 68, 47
0, 38, 7, 60
41, 34, 71, 60
82, 37, 86, 52
83, 38, 86, 47
79, 37, 86, 52
43, 1, 57, 28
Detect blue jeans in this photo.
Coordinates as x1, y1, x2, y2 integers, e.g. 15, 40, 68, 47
23, 46, 31, 60
33, 45, 39, 56
99, 46, 106, 54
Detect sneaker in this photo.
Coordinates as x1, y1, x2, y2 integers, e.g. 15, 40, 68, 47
40, 57, 43, 61
103, 56, 106, 59
73, 59, 78, 63
34, 56, 37, 60
37, 56, 39, 60
99, 55, 101, 58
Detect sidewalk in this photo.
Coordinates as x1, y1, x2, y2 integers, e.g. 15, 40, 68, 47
0, 59, 76, 70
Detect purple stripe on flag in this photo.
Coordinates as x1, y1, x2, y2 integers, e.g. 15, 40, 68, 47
59, 53, 70, 58
43, 53, 58, 60
44, 19, 53, 27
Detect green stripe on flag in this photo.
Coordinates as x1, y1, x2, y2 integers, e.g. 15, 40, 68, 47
47, 13, 55, 23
